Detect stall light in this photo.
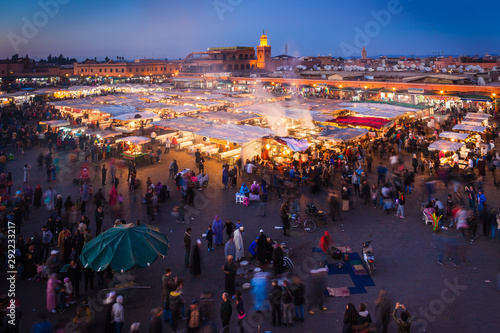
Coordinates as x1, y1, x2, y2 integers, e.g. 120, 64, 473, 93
493, 93, 496, 97
339, 85, 343, 88
364, 86, 368, 89
440, 90, 444, 94
292, 83, 295, 86
265, 143, 271, 150
392, 87, 396, 91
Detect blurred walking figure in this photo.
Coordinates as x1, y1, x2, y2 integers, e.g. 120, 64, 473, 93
374, 288, 392, 333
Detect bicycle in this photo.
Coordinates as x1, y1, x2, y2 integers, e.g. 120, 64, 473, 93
288, 212, 316, 233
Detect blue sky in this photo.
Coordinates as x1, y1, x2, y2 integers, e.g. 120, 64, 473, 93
0, 0, 498, 61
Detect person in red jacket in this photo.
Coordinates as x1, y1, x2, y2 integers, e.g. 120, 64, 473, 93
319, 231, 332, 265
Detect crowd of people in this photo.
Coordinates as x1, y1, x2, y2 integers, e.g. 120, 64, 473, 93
1, 94, 500, 333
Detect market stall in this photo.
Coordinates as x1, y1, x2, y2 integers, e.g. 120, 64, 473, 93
116, 136, 150, 164
59, 124, 87, 137
317, 127, 369, 150
261, 136, 310, 165
40, 120, 71, 133
112, 111, 159, 134
428, 140, 467, 168
194, 124, 274, 162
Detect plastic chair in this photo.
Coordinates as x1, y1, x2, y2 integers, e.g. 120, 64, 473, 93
235, 193, 244, 204
242, 197, 249, 206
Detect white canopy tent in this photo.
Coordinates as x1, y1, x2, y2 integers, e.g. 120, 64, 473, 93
452, 124, 488, 133
439, 132, 469, 141
199, 111, 261, 123
93, 105, 138, 116
428, 140, 464, 152
86, 130, 120, 138
151, 118, 212, 132
40, 120, 70, 127
112, 111, 158, 121
166, 105, 200, 114
317, 127, 369, 143
194, 124, 274, 144
465, 113, 489, 120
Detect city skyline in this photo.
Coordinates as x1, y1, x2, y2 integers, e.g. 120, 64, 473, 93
1, 0, 499, 61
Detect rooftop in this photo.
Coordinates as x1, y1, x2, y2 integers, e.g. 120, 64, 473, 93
207, 47, 254, 51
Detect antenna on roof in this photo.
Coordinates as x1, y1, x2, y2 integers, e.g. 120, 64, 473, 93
285, 44, 288, 56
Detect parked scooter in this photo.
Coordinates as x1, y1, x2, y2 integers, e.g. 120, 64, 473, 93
362, 240, 376, 275
305, 202, 326, 224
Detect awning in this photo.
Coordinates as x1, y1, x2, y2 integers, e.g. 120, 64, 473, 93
194, 124, 274, 144
40, 120, 70, 127
452, 124, 487, 133
438, 131, 469, 141
460, 94, 492, 102
465, 113, 489, 120
151, 118, 211, 132
275, 137, 309, 152
116, 136, 150, 145
86, 130, 120, 138
93, 105, 138, 116
112, 111, 158, 121
428, 140, 464, 152
461, 118, 486, 126
199, 111, 261, 123
166, 105, 200, 114
317, 127, 368, 143
325, 116, 392, 129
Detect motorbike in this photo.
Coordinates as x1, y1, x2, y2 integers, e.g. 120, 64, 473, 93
362, 240, 376, 275
305, 202, 326, 224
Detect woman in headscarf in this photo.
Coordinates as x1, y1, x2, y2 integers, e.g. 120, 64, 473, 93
212, 216, 224, 246
109, 185, 118, 208
47, 273, 60, 313
222, 166, 229, 189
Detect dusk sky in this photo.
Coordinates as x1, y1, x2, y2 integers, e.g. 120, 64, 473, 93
1, 0, 498, 61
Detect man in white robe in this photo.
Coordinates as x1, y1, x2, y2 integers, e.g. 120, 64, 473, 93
233, 227, 245, 261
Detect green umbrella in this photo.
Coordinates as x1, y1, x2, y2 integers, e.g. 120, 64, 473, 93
80, 224, 169, 272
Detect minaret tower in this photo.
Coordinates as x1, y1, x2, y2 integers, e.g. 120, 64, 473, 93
257, 30, 271, 69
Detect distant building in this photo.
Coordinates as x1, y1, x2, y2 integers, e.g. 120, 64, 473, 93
73, 59, 180, 78
0, 58, 73, 82
361, 47, 367, 59
180, 47, 257, 73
